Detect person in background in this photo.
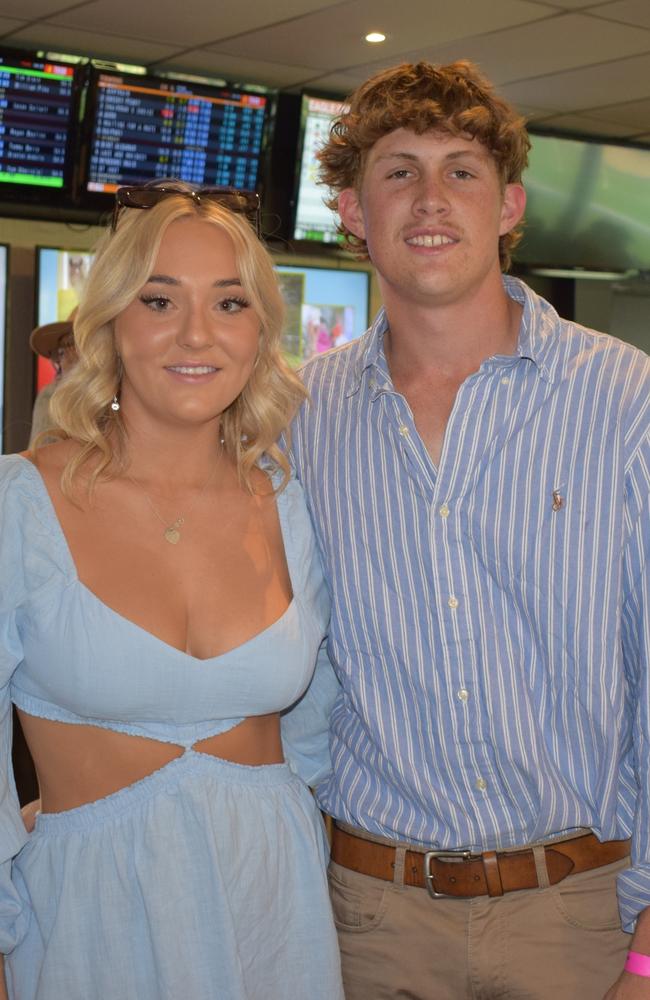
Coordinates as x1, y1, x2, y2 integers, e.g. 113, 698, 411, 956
286, 59, 650, 999
28, 311, 78, 446
0, 182, 342, 1000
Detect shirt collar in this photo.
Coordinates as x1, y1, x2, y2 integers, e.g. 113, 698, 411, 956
502, 275, 562, 384
346, 308, 391, 398
348, 276, 564, 396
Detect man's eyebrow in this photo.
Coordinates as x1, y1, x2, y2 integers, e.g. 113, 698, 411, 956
373, 152, 420, 164
373, 149, 489, 165
145, 275, 242, 288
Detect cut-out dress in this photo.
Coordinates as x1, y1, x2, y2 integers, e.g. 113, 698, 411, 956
0, 455, 343, 1000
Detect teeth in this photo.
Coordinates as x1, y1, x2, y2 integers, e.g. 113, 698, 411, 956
407, 234, 455, 247
168, 366, 216, 375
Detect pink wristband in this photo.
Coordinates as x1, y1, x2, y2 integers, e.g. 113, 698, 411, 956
625, 952, 650, 978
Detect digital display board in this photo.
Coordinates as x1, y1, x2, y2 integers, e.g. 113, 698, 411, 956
275, 264, 369, 366
520, 134, 650, 271
293, 95, 346, 243
86, 69, 268, 194
0, 49, 76, 191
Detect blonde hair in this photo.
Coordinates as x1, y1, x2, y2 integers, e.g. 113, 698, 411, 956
45, 185, 306, 496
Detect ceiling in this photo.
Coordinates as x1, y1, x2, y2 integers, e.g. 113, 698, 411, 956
0, 0, 649, 145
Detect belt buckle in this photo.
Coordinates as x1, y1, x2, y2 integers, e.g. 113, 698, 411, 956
423, 848, 481, 898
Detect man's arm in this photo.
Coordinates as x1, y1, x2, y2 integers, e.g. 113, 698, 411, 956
281, 640, 341, 788
605, 422, 650, 999
604, 907, 650, 999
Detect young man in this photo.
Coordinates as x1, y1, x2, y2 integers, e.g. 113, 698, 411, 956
287, 61, 650, 999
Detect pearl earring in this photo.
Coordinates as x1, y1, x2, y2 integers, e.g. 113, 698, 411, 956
110, 395, 120, 412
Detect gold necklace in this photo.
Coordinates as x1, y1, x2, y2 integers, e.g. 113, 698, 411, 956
126, 450, 222, 545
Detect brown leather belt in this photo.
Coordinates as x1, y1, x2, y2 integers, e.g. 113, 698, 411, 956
331, 823, 630, 898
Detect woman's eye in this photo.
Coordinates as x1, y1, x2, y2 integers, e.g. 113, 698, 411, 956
219, 296, 249, 314
139, 295, 171, 312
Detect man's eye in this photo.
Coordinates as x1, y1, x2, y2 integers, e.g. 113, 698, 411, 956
388, 169, 411, 179
452, 169, 474, 179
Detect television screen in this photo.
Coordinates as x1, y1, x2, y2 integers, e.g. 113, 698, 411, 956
293, 95, 346, 243
0, 245, 6, 452
0, 47, 77, 195
275, 264, 369, 366
519, 134, 650, 271
35, 247, 94, 391
85, 68, 268, 195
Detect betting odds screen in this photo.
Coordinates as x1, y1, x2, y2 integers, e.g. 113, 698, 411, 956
0, 51, 75, 190
293, 95, 346, 243
86, 70, 268, 194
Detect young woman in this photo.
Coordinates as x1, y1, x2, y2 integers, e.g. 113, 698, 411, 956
0, 183, 342, 999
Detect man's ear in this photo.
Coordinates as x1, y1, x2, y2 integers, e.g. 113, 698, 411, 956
338, 188, 366, 241
499, 183, 526, 236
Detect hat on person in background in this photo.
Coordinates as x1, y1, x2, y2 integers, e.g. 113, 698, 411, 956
29, 307, 77, 358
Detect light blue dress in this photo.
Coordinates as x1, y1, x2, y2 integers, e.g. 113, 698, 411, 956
0, 454, 343, 1000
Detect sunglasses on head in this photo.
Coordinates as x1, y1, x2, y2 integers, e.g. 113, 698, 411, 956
111, 185, 261, 235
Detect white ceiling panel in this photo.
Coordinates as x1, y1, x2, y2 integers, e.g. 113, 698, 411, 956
429, 14, 650, 83
592, 0, 650, 30
156, 49, 318, 89
500, 52, 650, 112
537, 1, 603, 7
209, 0, 552, 72
0, 18, 27, 36
287, 68, 372, 94
0, 1, 91, 17
531, 112, 643, 137
5, 24, 179, 64
584, 96, 650, 129
47, 0, 345, 49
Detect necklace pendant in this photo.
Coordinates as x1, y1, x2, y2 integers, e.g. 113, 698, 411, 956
164, 526, 181, 545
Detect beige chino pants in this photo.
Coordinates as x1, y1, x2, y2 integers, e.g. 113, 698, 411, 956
329, 855, 630, 999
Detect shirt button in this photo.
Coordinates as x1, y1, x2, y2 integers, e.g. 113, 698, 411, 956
439, 503, 450, 518
501, 376, 511, 385
369, 378, 377, 389
457, 688, 469, 703
448, 596, 459, 609
398, 425, 409, 437
475, 778, 488, 791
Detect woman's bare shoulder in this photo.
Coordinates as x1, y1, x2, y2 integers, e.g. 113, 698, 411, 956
23, 440, 81, 479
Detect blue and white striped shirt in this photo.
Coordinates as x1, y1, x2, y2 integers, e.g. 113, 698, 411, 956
290, 276, 650, 930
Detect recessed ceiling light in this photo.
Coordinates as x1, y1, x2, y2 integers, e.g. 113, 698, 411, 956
365, 32, 386, 43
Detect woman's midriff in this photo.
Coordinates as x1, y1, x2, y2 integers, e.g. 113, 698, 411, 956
16, 710, 284, 814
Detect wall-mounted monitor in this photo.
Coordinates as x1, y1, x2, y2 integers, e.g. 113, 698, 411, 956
83, 67, 269, 198
292, 95, 346, 244
0, 47, 78, 199
0, 245, 7, 452
275, 263, 369, 366
518, 134, 650, 272
35, 246, 94, 391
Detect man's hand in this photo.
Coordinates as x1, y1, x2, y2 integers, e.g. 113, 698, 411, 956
605, 972, 650, 999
